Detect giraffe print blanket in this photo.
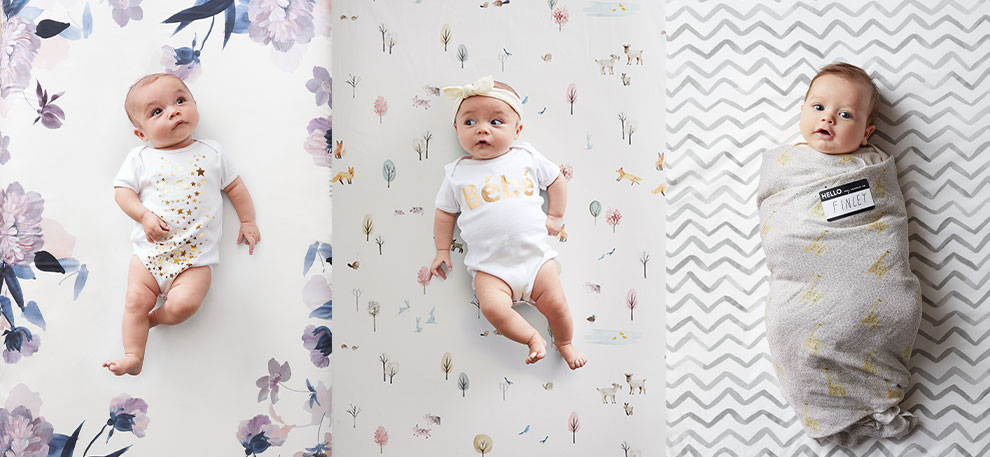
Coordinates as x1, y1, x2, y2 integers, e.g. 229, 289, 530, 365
756, 143, 921, 446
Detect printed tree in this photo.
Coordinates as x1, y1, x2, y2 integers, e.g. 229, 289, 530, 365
377, 23, 388, 52
382, 160, 396, 188
441, 352, 453, 380
457, 372, 470, 397
457, 44, 469, 69
606, 208, 622, 233
473, 434, 494, 456
440, 24, 452, 51
374, 426, 389, 453
379, 353, 389, 382
373, 96, 388, 123
347, 404, 361, 428
552, 7, 569, 31
423, 131, 433, 159
346, 74, 360, 98
568, 412, 580, 444
414, 138, 426, 160
626, 288, 638, 320
621, 441, 631, 457
353, 288, 363, 312
640, 252, 650, 278
497, 52, 508, 72
566, 83, 577, 115
618, 112, 628, 139
368, 301, 380, 332
589, 200, 601, 225
499, 381, 509, 401
547, 0, 558, 9
375, 235, 384, 255
625, 120, 637, 145
362, 214, 374, 241
417, 266, 431, 294
385, 361, 399, 384
385, 32, 398, 54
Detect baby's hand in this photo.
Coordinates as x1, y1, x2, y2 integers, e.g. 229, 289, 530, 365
546, 215, 564, 237
141, 211, 169, 243
237, 221, 261, 255
431, 250, 452, 279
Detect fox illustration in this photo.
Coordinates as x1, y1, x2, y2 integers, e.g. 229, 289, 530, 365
333, 140, 346, 159
332, 167, 355, 184
616, 167, 642, 185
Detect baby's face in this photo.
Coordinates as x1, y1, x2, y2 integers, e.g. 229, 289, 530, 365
799, 74, 875, 155
453, 95, 522, 160
129, 76, 199, 150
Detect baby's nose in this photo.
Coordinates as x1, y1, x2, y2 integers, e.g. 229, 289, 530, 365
168, 108, 181, 119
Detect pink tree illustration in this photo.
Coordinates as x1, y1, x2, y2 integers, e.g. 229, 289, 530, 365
417, 266, 432, 294
552, 7, 569, 32
626, 288, 638, 321
566, 83, 577, 115
567, 411, 580, 444
605, 208, 622, 233
374, 425, 389, 453
373, 96, 388, 123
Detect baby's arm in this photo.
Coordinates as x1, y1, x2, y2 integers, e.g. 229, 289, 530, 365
430, 209, 457, 279
223, 177, 260, 255
114, 187, 169, 243
545, 173, 566, 236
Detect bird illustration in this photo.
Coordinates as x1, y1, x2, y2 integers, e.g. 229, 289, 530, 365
539, 435, 549, 443
425, 306, 437, 324
587, 314, 596, 322
504, 377, 513, 385
479, 1, 489, 7
521, 95, 528, 104
480, 330, 490, 336
398, 299, 411, 315
351, 345, 359, 350
518, 425, 530, 435
541, 53, 552, 62
538, 107, 547, 115
585, 282, 601, 293
503, 48, 512, 56
542, 382, 553, 390
347, 261, 360, 269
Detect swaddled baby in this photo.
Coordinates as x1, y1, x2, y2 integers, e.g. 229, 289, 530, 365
756, 63, 921, 446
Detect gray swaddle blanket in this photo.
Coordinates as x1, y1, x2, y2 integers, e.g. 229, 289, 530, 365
756, 144, 922, 446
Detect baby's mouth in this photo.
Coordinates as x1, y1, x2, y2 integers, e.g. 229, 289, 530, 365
815, 128, 833, 138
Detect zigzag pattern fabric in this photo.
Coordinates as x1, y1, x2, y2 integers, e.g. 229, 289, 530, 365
665, 1, 990, 455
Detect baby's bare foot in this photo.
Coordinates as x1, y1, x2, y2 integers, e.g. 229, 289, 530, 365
525, 334, 547, 365
556, 343, 587, 370
102, 354, 143, 376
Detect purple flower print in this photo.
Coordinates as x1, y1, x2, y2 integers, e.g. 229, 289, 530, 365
305, 66, 331, 107
109, 0, 144, 27
2, 327, 40, 364
107, 394, 150, 439
301, 325, 331, 368
303, 117, 331, 168
256, 358, 291, 404
0, 16, 40, 99
0, 182, 45, 266
33, 82, 65, 129
0, 405, 53, 457
161, 44, 202, 82
304, 380, 330, 426
237, 415, 288, 456
1, 133, 10, 165
248, 0, 315, 52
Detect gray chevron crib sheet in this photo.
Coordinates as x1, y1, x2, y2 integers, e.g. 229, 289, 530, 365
757, 143, 922, 446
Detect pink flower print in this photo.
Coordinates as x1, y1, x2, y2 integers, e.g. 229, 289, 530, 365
303, 116, 331, 168
107, 394, 150, 438
0, 182, 45, 266
256, 358, 292, 404
248, 0, 316, 52
0, 16, 41, 99
237, 414, 288, 455
109, 0, 144, 27
0, 405, 53, 457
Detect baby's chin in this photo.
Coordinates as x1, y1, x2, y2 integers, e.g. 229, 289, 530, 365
802, 136, 860, 155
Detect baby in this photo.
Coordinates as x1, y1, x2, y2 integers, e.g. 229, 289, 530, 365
103, 73, 260, 376
430, 76, 586, 370
757, 63, 921, 445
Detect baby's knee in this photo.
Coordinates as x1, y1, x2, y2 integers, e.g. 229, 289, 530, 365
163, 292, 203, 319
537, 291, 568, 317
124, 288, 157, 313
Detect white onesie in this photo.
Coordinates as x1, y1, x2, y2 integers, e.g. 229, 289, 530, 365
113, 139, 238, 295
435, 142, 560, 302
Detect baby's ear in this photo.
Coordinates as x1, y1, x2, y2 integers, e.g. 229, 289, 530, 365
862, 124, 876, 145
133, 128, 148, 142
515, 122, 524, 137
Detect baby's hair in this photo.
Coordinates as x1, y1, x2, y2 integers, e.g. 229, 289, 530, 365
124, 73, 192, 127
806, 63, 880, 126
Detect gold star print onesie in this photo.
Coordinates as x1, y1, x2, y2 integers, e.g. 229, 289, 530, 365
113, 139, 238, 295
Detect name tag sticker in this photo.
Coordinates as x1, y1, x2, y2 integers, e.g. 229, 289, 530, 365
819, 179, 876, 222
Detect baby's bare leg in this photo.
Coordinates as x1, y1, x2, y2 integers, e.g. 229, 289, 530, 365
149, 265, 211, 326
531, 261, 586, 370
103, 256, 160, 376
475, 272, 547, 364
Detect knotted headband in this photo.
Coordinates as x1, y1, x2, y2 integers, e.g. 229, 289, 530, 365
442, 75, 523, 121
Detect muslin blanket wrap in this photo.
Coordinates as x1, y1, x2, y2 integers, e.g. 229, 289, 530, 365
756, 144, 921, 446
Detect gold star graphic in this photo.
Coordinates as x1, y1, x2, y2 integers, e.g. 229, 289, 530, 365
196, 167, 205, 176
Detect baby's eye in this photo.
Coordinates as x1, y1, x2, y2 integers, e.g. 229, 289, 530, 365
465, 120, 476, 126
151, 108, 163, 116
491, 119, 503, 126
176, 97, 185, 104
812, 104, 824, 111
839, 112, 852, 119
